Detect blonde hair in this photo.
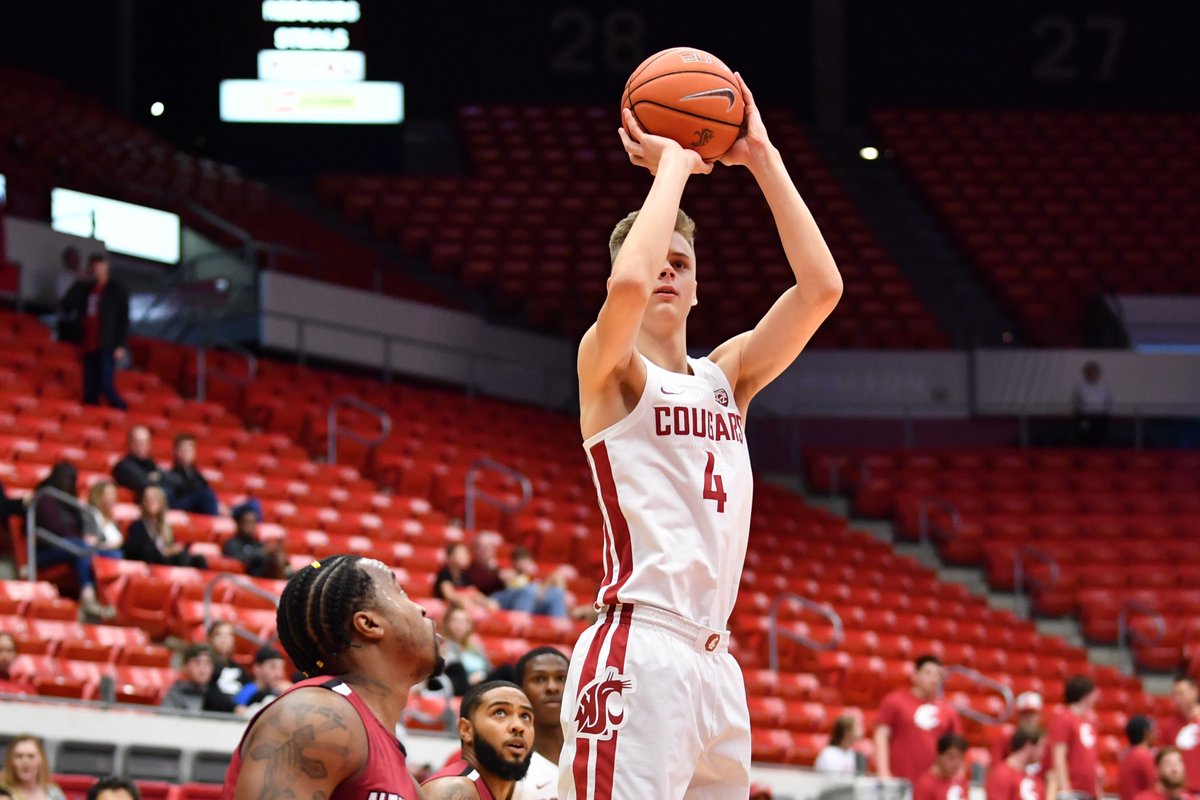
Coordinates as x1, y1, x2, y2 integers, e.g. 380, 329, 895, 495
1, 735, 54, 790
608, 208, 697, 263
87, 479, 116, 516
141, 485, 173, 547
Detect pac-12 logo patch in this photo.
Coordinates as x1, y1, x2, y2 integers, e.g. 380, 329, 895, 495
574, 666, 636, 740
713, 388, 729, 407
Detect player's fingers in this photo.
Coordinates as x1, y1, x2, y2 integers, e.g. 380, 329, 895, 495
622, 108, 645, 139
735, 71, 756, 108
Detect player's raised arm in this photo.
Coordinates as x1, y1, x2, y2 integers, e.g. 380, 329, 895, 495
231, 687, 367, 800
577, 109, 711, 390
708, 73, 843, 408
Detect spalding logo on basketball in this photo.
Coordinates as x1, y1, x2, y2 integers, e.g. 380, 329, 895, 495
914, 703, 941, 730
1079, 722, 1097, 748
1177, 723, 1199, 750
575, 666, 636, 741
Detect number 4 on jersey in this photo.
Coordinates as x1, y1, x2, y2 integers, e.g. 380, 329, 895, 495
703, 451, 727, 513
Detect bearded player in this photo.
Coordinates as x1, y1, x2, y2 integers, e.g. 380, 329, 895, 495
562, 72, 842, 799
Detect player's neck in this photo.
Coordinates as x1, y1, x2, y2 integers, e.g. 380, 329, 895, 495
534, 721, 564, 763
342, 670, 409, 731
637, 326, 689, 375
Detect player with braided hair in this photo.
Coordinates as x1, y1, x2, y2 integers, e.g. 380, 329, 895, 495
222, 555, 444, 800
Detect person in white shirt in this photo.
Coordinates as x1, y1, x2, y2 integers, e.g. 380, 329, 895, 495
815, 713, 863, 775
515, 646, 570, 799
1072, 361, 1113, 447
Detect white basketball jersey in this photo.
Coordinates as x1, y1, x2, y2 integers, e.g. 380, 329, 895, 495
583, 353, 753, 630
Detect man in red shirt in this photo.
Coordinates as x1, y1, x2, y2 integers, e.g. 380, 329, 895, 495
1044, 675, 1102, 800
986, 729, 1045, 800
1120, 715, 1160, 800
1134, 748, 1194, 800
992, 691, 1045, 765
1159, 676, 1200, 793
423, 680, 535, 800
875, 654, 965, 783
914, 733, 970, 800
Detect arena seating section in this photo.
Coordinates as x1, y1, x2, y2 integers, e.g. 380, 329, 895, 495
317, 105, 949, 349
0, 308, 1171, 784
873, 109, 1200, 345
0, 68, 445, 304
810, 447, 1200, 676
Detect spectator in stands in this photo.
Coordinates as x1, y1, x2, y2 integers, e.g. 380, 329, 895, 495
0, 735, 66, 800
437, 606, 491, 696
991, 690, 1044, 765
0, 479, 27, 540
85, 480, 124, 552
912, 733, 970, 800
816, 713, 864, 775
222, 501, 286, 578
232, 646, 292, 715
165, 434, 218, 515
874, 654, 964, 783
111, 425, 169, 501
515, 646, 570, 796
123, 486, 206, 568
468, 537, 569, 618
1134, 748, 1190, 800
85, 777, 140, 800
0, 632, 33, 695
1072, 361, 1113, 447
749, 785, 773, 800
59, 254, 128, 409
435, 542, 497, 613
161, 643, 215, 712
53, 247, 83, 339
1044, 675, 1102, 800
985, 729, 1045, 800
1121, 715, 1159, 800
205, 620, 251, 713
1159, 676, 1200, 793
31, 462, 114, 621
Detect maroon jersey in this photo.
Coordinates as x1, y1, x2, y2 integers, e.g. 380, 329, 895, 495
987, 761, 1044, 800
1159, 713, 1200, 793
877, 688, 964, 783
1119, 746, 1159, 800
221, 676, 420, 800
913, 769, 969, 800
1043, 707, 1099, 797
423, 758, 496, 800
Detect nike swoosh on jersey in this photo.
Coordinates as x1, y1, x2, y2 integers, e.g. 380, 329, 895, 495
660, 386, 686, 395
679, 88, 737, 112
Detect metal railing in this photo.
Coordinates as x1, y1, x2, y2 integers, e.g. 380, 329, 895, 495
196, 339, 258, 402
1118, 600, 1167, 651
767, 593, 844, 673
24, 486, 99, 583
464, 458, 532, 532
326, 396, 392, 465
202, 573, 280, 651
940, 665, 1014, 725
1013, 546, 1060, 618
917, 497, 960, 548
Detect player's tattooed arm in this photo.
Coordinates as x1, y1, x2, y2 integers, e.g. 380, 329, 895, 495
421, 778, 479, 800
232, 687, 367, 800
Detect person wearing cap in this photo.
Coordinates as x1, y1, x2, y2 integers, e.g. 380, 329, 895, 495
1120, 716, 1159, 800
161, 644, 215, 712
222, 499, 287, 578
232, 646, 293, 715
991, 691, 1045, 765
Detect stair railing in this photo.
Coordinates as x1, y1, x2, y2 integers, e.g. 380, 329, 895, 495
464, 458, 532, 532
327, 396, 392, 465
767, 592, 844, 673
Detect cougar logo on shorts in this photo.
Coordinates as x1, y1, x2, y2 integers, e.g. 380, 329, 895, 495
575, 666, 636, 740
1177, 723, 1199, 750
713, 387, 729, 407
914, 703, 941, 730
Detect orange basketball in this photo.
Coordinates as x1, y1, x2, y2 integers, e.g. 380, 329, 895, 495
621, 47, 745, 162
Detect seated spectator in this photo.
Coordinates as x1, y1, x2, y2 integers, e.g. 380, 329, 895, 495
434, 542, 496, 612
85, 480, 125, 551
222, 502, 286, 578
1135, 748, 1190, 800
437, 606, 492, 696
506, 546, 569, 618
0, 735, 66, 800
232, 646, 292, 714
123, 486, 206, 568
111, 425, 169, 501
816, 713, 863, 775
0, 632, 33, 696
85, 776, 141, 800
161, 643, 215, 712
206, 621, 251, 713
165, 434, 219, 516
467, 536, 568, 618
1121, 716, 1159, 800
31, 462, 115, 621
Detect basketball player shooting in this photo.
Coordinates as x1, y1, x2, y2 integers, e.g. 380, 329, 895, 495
560, 72, 843, 799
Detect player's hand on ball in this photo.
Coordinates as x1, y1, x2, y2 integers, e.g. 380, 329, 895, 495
718, 73, 773, 169
619, 108, 712, 176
